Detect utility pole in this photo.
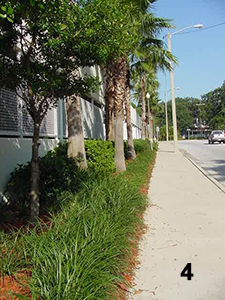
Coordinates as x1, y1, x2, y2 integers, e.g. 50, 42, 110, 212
164, 90, 169, 142
168, 32, 178, 152
167, 24, 203, 152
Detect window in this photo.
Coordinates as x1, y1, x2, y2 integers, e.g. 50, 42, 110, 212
0, 89, 19, 134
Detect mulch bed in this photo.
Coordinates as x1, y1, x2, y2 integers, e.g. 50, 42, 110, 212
0, 271, 31, 300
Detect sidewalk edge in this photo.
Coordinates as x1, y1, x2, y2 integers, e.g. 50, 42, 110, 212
179, 148, 225, 194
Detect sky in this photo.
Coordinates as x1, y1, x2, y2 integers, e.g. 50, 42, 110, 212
153, 0, 225, 101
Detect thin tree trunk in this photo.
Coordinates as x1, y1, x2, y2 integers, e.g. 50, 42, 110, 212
105, 65, 115, 141
125, 64, 136, 160
141, 74, 146, 139
30, 120, 40, 224
66, 94, 87, 169
114, 57, 126, 173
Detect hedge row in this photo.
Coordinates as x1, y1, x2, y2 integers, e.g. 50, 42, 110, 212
1, 139, 152, 221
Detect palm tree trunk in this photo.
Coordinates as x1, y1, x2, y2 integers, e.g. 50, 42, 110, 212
125, 63, 136, 159
66, 94, 87, 169
113, 57, 126, 172
141, 74, 146, 139
105, 64, 115, 141
30, 120, 40, 224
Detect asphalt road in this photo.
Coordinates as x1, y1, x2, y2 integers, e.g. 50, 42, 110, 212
179, 139, 225, 187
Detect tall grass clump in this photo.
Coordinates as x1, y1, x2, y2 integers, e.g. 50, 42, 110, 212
0, 141, 157, 299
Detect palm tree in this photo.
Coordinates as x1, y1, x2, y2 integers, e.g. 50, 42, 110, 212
131, 36, 177, 142
132, 67, 159, 145
104, 0, 177, 170
113, 56, 127, 172
104, 1, 159, 170
105, 63, 115, 141
146, 76, 160, 143
124, 62, 136, 159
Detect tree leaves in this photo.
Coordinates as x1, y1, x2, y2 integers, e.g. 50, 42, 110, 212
202, 82, 225, 129
0, 3, 14, 22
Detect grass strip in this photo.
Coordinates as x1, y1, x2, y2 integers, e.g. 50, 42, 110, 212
0, 147, 156, 300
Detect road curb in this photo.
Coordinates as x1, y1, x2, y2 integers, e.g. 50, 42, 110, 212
179, 148, 225, 195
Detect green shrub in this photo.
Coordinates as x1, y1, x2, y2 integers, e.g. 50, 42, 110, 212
159, 125, 174, 141
48, 139, 116, 174
3, 150, 87, 218
0, 149, 156, 299
124, 139, 154, 158
85, 139, 115, 173
133, 139, 151, 153
2, 140, 115, 218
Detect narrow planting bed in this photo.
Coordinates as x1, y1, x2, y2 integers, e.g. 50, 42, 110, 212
0, 141, 157, 299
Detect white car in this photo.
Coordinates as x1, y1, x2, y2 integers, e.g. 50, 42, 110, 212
208, 130, 225, 144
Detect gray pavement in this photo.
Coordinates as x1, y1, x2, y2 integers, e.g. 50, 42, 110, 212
179, 140, 225, 186
130, 141, 225, 300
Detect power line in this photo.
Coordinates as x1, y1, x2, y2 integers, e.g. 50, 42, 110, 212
176, 21, 225, 35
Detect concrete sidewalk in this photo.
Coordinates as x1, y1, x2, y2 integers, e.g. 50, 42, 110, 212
130, 141, 225, 300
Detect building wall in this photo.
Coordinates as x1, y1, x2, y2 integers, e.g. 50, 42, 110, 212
0, 66, 141, 194
0, 138, 59, 193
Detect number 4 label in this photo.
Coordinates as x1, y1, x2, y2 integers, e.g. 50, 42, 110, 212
180, 263, 194, 280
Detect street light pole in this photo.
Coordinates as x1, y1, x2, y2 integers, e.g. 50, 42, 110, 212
164, 91, 169, 142
164, 87, 179, 142
146, 92, 153, 150
168, 32, 178, 151
167, 23, 203, 152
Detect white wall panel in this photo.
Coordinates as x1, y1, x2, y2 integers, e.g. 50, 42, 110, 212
0, 138, 58, 193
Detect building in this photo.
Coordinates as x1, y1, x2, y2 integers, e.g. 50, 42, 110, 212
0, 66, 141, 194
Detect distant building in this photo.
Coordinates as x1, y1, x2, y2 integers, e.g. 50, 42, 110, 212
186, 119, 211, 139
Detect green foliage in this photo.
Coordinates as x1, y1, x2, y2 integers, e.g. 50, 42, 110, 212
159, 125, 173, 141
0, 149, 156, 299
0, 2, 14, 22
2, 140, 116, 219
167, 98, 201, 134
131, 102, 136, 109
133, 139, 151, 153
85, 139, 115, 173
3, 149, 86, 219
202, 82, 225, 129
124, 138, 152, 158
156, 97, 203, 135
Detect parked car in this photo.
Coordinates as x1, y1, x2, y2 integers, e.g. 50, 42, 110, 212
208, 130, 225, 144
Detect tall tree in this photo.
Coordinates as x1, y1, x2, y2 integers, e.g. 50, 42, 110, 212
164, 97, 203, 135
202, 82, 225, 129
131, 50, 176, 142
0, 0, 114, 221
124, 63, 136, 159
102, 0, 144, 171
104, 0, 159, 170
105, 63, 115, 141
0, 0, 77, 222
132, 68, 159, 144
130, 12, 177, 141
113, 56, 127, 172
67, 94, 88, 169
